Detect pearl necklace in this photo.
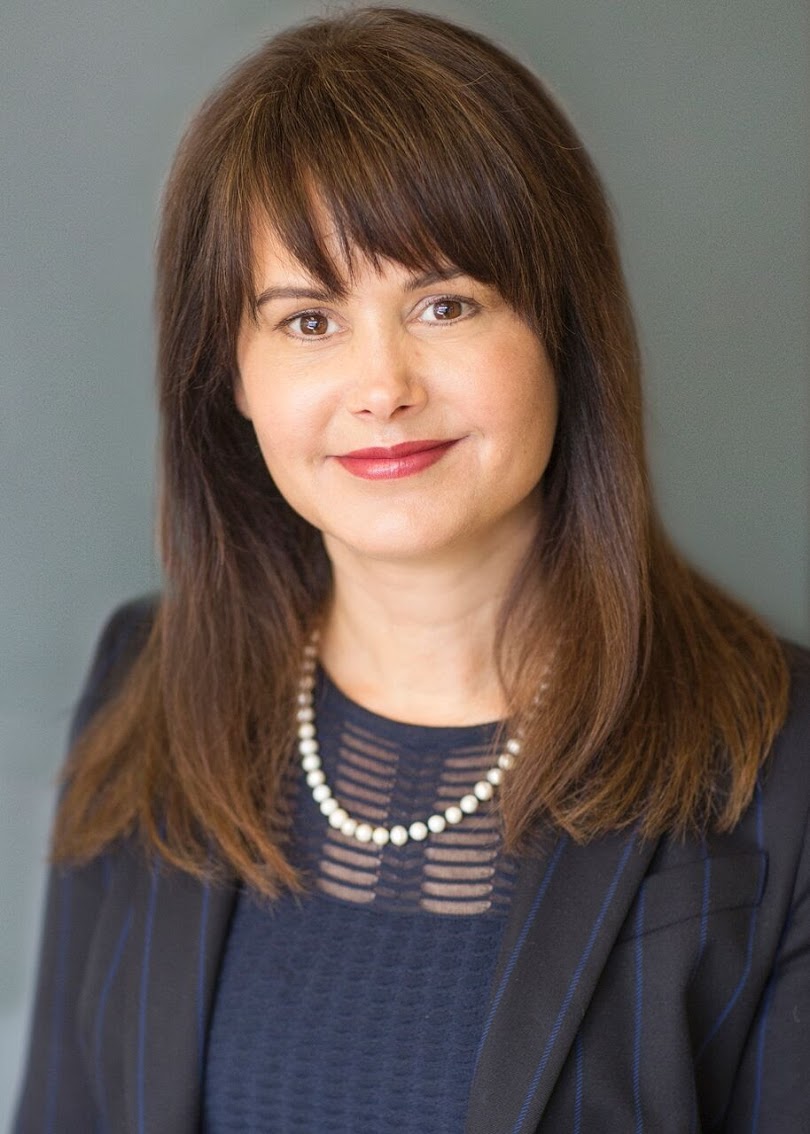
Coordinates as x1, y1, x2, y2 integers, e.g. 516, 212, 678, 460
296, 633, 523, 848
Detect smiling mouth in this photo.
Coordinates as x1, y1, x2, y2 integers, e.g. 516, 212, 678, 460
335, 439, 459, 480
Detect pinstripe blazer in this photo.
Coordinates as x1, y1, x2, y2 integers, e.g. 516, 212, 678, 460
13, 599, 810, 1133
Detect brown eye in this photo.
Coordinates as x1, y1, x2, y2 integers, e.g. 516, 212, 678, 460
432, 299, 464, 320
297, 313, 329, 336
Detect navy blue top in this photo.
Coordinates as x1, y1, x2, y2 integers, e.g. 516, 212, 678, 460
203, 668, 518, 1132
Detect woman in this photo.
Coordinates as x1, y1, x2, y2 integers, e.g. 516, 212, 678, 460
14, 7, 809, 1132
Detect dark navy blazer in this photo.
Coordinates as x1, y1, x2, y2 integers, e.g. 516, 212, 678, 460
13, 599, 810, 1132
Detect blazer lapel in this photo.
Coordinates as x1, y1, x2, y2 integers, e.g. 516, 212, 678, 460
466, 827, 658, 1134
122, 851, 237, 1133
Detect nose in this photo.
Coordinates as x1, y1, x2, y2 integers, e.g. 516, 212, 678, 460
344, 328, 427, 420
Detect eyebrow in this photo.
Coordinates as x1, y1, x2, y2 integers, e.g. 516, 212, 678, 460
253, 266, 465, 311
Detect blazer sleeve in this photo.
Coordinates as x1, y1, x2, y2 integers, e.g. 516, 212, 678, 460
12, 598, 157, 1132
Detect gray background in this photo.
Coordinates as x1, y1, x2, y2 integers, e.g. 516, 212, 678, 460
2, 0, 807, 1120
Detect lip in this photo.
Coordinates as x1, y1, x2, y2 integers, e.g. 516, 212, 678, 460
341, 440, 454, 459
335, 438, 459, 480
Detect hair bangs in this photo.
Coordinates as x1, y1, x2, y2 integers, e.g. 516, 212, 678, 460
235, 36, 559, 343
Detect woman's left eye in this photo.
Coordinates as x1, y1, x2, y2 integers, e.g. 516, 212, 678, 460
419, 297, 476, 324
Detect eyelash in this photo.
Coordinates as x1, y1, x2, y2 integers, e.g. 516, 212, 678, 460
277, 294, 479, 341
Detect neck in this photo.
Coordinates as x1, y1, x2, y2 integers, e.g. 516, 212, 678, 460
318, 529, 538, 726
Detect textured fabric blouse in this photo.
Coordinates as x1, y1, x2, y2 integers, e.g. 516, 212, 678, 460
203, 667, 519, 1132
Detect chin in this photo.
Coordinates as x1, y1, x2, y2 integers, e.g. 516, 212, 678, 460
323, 518, 466, 565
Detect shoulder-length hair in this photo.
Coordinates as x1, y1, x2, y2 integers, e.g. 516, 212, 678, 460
53, 6, 788, 896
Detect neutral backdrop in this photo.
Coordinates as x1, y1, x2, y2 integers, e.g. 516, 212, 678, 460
2, 0, 807, 1122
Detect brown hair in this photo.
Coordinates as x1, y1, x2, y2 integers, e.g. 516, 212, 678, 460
52, 7, 789, 896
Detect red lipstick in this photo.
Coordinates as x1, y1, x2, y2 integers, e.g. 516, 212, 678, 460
335, 439, 458, 480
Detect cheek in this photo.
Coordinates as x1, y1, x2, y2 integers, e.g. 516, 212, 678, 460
233, 374, 294, 480
517, 342, 558, 439
532, 374, 559, 446
233, 375, 251, 420
234, 332, 262, 419
245, 389, 328, 495
249, 424, 319, 523
487, 370, 558, 492
250, 415, 300, 483
236, 359, 303, 453
473, 347, 557, 447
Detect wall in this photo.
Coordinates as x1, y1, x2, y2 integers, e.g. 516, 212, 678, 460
2, 0, 807, 1121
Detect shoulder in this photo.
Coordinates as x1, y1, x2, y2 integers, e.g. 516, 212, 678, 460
658, 640, 810, 904
761, 640, 810, 805
744, 639, 810, 899
69, 593, 160, 745
778, 638, 810, 731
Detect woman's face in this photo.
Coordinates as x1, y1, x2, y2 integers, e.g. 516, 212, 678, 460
235, 225, 558, 570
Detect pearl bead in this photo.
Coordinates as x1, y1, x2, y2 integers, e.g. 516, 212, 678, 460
295, 628, 533, 848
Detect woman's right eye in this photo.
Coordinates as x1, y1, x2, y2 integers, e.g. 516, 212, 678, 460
281, 311, 338, 339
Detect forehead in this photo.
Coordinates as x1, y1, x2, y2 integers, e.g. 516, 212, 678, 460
251, 222, 317, 280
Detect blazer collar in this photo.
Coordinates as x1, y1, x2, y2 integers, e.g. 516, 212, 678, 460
121, 827, 656, 1133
